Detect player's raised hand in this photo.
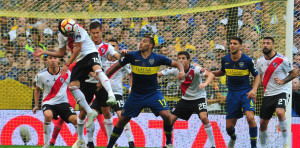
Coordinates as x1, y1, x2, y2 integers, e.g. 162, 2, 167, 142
120, 49, 129, 57
32, 106, 38, 114
246, 89, 257, 102
60, 64, 68, 75
175, 71, 185, 80
198, 83, 208, 89
33, 48, 44, 57
274, 77, 284, 85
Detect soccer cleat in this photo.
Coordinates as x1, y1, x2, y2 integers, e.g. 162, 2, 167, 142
72, 139, 86, 148
283, 144, 290, 148
86, 110, 98, 128
87, 141, 94, 148
42, 143, 50, 148
228, 139, 236, 148
49, 142, 54, 146
106, 95, 117, 105
163, 144, 174, 148
129, 141, 136, 148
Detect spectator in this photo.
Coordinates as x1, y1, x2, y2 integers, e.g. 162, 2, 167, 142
206, 76, 227, 114
292, 78, 300, 116
17, 68, 29, 86
160, 45, 169, 56
103, 32, 113, 43
15, 51, 30, 70
4, 51, 18, 80
243, 41, 254, 56
294, 54, 300, 65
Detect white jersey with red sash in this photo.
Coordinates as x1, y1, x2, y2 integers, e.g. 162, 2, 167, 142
58, 25, 98, 61
35, 68, 71, 106
257, 52, 293, 96
161, 64, 207, 100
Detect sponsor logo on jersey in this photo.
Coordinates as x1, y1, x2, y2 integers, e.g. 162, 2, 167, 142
225, 69, 250, 76
239, 62, 244, 68
225, 63, 229, 65
131, 65, 160, 75
46, 80, 49, 83
149, 59, 154, 65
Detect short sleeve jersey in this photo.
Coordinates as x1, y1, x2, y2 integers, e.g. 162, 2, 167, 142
119, 51, 172, 94
256, 52, 293, 96
221, 54, 258, 91
162, 64, 206, 100
35, 68, 71, 106
58, 26, 98, 61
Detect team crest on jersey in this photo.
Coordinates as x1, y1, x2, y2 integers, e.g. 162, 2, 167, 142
60, 77, 64, 83
239, 62, 244, 68
101, 48, 106, 54
188, 75, 193, 80
273, 62, 278, 68
149, 59, 154, 65
46, 80, 49, 83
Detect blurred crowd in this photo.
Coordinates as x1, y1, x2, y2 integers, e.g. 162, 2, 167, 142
0, 0, 299, 115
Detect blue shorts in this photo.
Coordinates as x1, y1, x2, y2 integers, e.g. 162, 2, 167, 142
226, 89, 255, 119
122, 91, 169, 117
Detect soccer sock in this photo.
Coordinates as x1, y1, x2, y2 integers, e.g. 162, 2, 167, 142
87, 121, 95, 142
227, 128, 237, 140
95, 69, 114, 96
70, 87, 92, 114
43, 122, 51, 144
249, 127, 257, 148
104, 118, 114, 142
163, 123, 173, 145
259, 130, 268, 145
77, 117, 85, 140
107, 126, 124, 148
97, 114, 107, 138
50, 118, 64, 144
205, 123, 216, 147
124, 123, 134, 142
279, 118, 288, 144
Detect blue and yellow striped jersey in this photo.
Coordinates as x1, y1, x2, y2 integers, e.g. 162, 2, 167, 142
119, 51, 172, 94
221, 54, 258, 91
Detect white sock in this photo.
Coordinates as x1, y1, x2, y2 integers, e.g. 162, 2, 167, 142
259, 130, 268, 145
77, 117, 85, 140
204, 123, 215, 147
70, 87, 92, 114
43, 122, 51, 144
279, 118, 288, 144
104, 118, 114, 142
124, 123, 134, 142
87, 121, 95, 142
95, 69, 114, 96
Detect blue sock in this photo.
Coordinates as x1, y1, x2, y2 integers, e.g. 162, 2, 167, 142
164, 123, 173, 145
249, 127, 257, 148
227, 128, 236, 140
107, 126, 123, 148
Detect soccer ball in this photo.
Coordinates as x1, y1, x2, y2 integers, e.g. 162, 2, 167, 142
60, 18, 78, 35
19, 126, 31, 144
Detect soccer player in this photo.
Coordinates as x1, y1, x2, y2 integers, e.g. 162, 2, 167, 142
212, 36, 260, 148
105, 36, 184, 148
32, 54, 81, 148
158, 51, 216, 148
256, 37, 297, 148
34, 18, 117, 147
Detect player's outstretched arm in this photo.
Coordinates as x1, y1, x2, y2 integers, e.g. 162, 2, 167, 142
106, 61, 123, 78
274, 69, 298, 85
170, 61, 184, 80
157, 71, 163, 77
34, 47, 66, 57
199, 71, 215, 89
211, 70, 225, 77
32, 86, 41, 114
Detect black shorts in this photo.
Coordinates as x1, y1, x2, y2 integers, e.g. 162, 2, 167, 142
172, 98, 207, 120
80, 82, 97, 104
90, 88, 124, 111
70, 52, 101, 82
260, 93, 289, 120
42, 103, 76, 123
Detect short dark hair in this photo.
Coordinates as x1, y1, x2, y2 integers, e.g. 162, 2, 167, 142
108, 38, 118, 44
178, 51, 190, 60
143, 35, 155, 50
230, 36, 243, 45
263, 36, 275, 44
90, 21, 102, 30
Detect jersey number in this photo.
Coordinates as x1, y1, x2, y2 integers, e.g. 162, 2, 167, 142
159, 99, 167, 107
198, 103, 207, 111
278, 98, 286, 105
116, 100, 124, 108
93, 57, 100, 64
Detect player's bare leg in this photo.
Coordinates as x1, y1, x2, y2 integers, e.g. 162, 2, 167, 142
116, 111, 135, 148
159, 110, 173, 148
276, 108, 288, 147
226, 118, 238, 148
199, 112, 215, 148
245, 111, 257, 148
92, 65, 116, 105
43, 110, 53, 148
107, 116, 132, 148
69, 80, 98, 128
